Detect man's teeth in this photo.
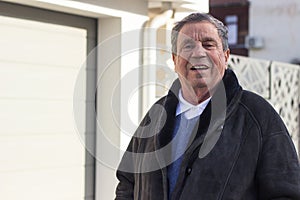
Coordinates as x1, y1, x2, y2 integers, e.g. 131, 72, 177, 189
191, 65, 208, 70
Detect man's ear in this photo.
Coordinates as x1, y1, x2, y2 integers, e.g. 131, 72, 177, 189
172, 53, 177, 65
224, 49, 230, 63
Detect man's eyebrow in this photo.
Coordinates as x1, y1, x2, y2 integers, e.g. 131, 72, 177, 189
180, 37, 217, 44
178, 38, 194, 49
202, 37, 217, 42
180, 38, 194, 44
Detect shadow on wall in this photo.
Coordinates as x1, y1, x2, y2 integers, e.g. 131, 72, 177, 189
291, 58, 300, 65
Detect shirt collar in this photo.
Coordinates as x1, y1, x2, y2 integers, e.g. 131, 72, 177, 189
176, 89, 211, 119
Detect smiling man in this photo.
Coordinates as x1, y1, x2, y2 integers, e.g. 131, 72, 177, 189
115, 13, 300, 200
173, 20, 229, 105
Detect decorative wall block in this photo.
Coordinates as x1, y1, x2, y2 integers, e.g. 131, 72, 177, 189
228, 55, 271, 99
270, 61, 299, 153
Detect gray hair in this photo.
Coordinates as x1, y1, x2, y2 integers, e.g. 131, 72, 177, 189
171, 13, 229, 54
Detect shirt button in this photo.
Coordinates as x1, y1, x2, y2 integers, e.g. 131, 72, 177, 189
218, 125, 224, 131
186, 167, 192, 175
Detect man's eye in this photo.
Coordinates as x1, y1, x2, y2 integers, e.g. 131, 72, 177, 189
203, 43, 215, 49
183, 44, 194, 50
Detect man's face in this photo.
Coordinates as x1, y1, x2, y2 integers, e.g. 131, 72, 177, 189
173, 21, 230, 99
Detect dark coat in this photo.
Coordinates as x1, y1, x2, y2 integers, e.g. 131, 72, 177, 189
115, 69, 300, 200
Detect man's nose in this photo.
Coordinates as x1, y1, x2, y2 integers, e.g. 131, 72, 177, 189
191, 43, 206, 58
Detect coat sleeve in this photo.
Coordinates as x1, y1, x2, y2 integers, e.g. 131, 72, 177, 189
114, 98, 167, 199
257, 131, 300, 199
115, 170, 135, 200
115, 112, 152, 200
115, 137, 136, 200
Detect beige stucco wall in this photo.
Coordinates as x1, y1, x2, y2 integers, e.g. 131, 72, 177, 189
0, 1, 148, 200
249, 0, 300, 63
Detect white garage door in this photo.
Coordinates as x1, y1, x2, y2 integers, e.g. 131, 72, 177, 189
0, 5, 96, 200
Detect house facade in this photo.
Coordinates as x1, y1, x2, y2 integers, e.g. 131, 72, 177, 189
210, 0, 300, 63
0, 0, 207, 199
0, 1, 299, 200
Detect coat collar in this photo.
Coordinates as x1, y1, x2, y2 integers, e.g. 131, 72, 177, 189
166, 68, 242, 109
155, 69, 243, 154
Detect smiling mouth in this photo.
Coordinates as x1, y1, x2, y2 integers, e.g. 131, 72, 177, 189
190, 65, 209, 70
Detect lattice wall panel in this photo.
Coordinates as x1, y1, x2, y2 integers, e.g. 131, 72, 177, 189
228, 55, 271, 99
270, 61, 299, 153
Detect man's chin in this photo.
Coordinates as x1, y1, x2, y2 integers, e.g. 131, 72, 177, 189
192, 78, 209, 88
179, 77, 211, 91
193, 79, 220, 92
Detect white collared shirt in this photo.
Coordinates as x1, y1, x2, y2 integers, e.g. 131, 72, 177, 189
176, 89, 211, 119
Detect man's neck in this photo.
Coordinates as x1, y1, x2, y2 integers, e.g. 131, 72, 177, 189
181, 87, 211, 105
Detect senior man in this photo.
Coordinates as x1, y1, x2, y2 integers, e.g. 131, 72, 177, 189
115, 13, 300, 200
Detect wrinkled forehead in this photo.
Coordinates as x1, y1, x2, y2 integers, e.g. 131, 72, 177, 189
177, 21, 219, 41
